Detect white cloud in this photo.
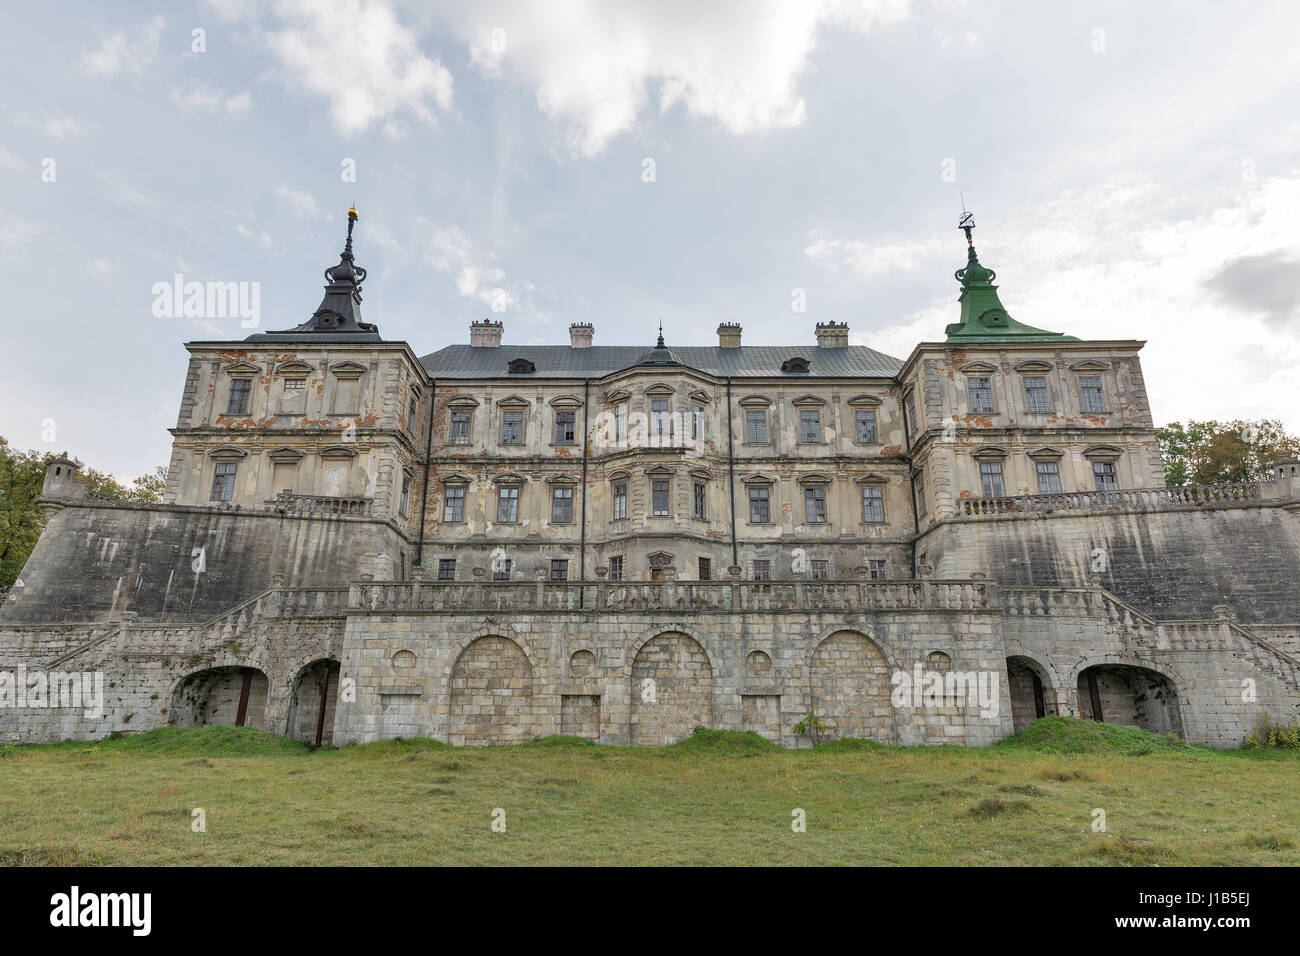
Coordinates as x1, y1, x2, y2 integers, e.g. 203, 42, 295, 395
12, 112, 93, 140
275, 185, 325, 219
235, 222, 274, 249
0, 149, 23, 170
446, 0, 912, 157
169, 84, 254, 116
210, 0, 454, 137
80, 16, 165, 78
424, 224, 519, 311
805, 231, 944, 280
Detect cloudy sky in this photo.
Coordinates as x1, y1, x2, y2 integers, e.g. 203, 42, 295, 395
3, 0, 1298, 478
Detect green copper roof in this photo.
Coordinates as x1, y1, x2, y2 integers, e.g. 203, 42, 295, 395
943, 243, 1078, 343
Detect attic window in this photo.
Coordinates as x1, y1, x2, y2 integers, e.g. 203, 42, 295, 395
781, 357, 810, 373
508, 358, 536, 374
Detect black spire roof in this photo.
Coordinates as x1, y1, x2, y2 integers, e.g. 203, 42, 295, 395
247, 207, 382, 342
635, 323, 684, 367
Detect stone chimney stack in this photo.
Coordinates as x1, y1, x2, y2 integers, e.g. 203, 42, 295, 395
469, 319, 503, 348
569, 323, 594, 348
815, 321, 849, 348
717, 323, 742, 348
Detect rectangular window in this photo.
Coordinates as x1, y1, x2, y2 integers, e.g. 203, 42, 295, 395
1023, 376, 1050, 413
745, 409, 768, 443
612, 482, 627, 520
501, 410, 523, 444
210, 462, 237, 501
752, 559, 772, 581
1080, 375, 1105, 413
437, 558, 455, 581
651, 399, 670, 441
399, 476, 411, 516
226, 378, 251, 416
550, 559, 568, 581
748, 485, 771, 523
615, 404, 627, 443
554, 410, 576, 444
856, 409, 878, 443
979, 461, 1006, 498
914, 474, 927, 516
652, 479, 670, 517
692, 404, 705, 440
905, 394, 917, 436
497, 486, 519, 523
698, 557, 711, 581
861, 485, 885, 523
1093, 461, 1118, 491
493, 559, 512, 581
608, 556, 623, 581
799, 408, 822, 442
443, 485, 465, 521
408, 395, 418, 431
803, 486, 827, 523
968, 377, 993, 414
811, 559, 830, 580
281, 377, 306, 414
450, 409, 472, 444
1035, 461, 1062, 494
693, 482, 707, 519
868, 559, 887, 580
551, 486, 573, 524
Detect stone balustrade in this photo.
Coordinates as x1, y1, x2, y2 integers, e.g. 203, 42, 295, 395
959, 481, 1264, 518
268, 492, 371, 516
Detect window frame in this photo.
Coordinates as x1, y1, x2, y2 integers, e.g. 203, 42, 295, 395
612, 482, 628, 521
1079, 375, 1106, 414
861, 484, 885, 523
210, 461, 238, 502
553, 410, 577, 445
979, 460, 1006, 498
968, 376, 994, 415
550, 485, 574, 524
798, 408, 823, 443
437, 558, 456, 581
226, 377, 252, 417
1035, 460, 1062, 494
693, 481, 707, 519
1023, 375, 1051, 414
449, 409, 472, 444
442, 484, 466, 522
744, 408, 769, 444
500, 409, 524, 445
748, 484, 772, 524
855, 409, 878, 444
496, 485, 520, 523
651, 478, 671, 517
803, 485, 827, 523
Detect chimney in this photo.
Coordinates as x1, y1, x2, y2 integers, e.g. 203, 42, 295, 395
569, 322, 594, 348
815, 321, 849, 348
469, 319, 503, 348
717, 322, 742, 348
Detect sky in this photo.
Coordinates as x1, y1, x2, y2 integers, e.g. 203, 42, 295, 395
2, 0, 1298, 479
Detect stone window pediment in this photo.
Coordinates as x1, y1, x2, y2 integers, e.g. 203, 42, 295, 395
276, 361, 313, 375
647, 551, 674, 567
496, 394, 530, 409
1082, 444, 1123, 461
224, 361, 260, 377
644, 384, 676, 397
604, 389, 631, 404
1069, 360, 1110, 372
688, 389, 711, 404
792, 394, 826, 407
441, 473, 471, 485
689, 468, 713, 481
207, 445, 248, 461
266, 446, 304, 462
958, 361, 998, 375
971, 446, 1009, 461
742, 473, 774, 485
548, 395, 583, 408
606, 469, 632, 482
1014, 360, 1054, 373
547, 474, 579, 484
797, 473, 833, 485
739, 394, 773, 407
445, 395, 480, 408
319, 444, 358, 460
644, 464, 676, 476
853, 473, 888, 484
1027, 446, 1064, 461
847, 394, 882, 407
493, 472, 527, 485
329, 361, 367, 379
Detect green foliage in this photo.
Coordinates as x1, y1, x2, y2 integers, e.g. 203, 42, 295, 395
0, 436, 165, 588
1156, 419, 1299, 487
668, 727, 779, 754
1243, 716, 1300, 750
792, 713, 828, 746
995, 716, 1190, 755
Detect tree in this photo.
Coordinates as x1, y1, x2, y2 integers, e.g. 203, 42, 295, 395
1156, 419, 1300, 487
0, 436, 166, 588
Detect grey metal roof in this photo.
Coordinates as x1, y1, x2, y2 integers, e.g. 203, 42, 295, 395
419, 344, 903, 380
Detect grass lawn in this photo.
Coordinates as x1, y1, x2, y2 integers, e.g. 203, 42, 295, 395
1, 717, 1295, 866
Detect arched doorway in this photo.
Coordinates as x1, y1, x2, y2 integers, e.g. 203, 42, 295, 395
1077, 664, 1182, 736
449, 636, 534, 746
809, 631, 896, 743
171, 666, 268, 729
630, 632, 713, 745
1006, 656, 1056, 732
287, 659, 340, 747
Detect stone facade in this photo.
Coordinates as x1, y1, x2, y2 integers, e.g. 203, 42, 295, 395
3, 224, 1298, 749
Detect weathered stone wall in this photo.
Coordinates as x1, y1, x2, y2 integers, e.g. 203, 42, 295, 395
920, 504, 1300, 624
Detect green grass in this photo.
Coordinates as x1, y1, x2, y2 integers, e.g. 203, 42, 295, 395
0, 719, 1296, 866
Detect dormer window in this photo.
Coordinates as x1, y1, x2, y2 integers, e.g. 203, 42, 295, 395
781, 357, 810, 373
508, 358, 536, 374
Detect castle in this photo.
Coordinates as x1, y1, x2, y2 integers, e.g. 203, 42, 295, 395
3, 209, 1298, 748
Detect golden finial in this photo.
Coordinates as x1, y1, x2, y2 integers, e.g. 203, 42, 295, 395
347, 205, 359, 220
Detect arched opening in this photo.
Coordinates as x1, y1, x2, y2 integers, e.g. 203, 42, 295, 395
171, 666, 268, 729
630, 632, 713, 745
809, 631, 896, 744
1006, 656, 1057, 732
287, 659, 340, 747
449, 636, 534, 746
1077, 664, 1182, 736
